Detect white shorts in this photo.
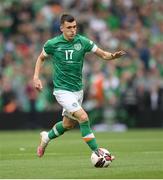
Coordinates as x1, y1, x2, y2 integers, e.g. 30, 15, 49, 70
53, 90, 83, 115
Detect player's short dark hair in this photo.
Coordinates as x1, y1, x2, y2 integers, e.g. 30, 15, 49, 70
60, 14, 75, 24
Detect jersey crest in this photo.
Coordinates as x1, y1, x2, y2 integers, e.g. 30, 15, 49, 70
74, 43, 82, 51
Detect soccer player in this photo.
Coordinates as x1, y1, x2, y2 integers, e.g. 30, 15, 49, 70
33, 14, 125, 158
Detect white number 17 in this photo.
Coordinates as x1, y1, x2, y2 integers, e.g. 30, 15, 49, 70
65, 50, 74, 60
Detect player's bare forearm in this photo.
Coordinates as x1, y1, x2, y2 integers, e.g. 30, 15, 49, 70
33, 52, 46, 79
33, 58, 43, 79
95, 48, 126, 61
33, 52, 46, 91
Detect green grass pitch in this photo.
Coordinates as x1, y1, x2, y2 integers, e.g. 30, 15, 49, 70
0, 129, 163, 179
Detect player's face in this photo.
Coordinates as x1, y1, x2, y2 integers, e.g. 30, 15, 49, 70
61, 21, 77, 41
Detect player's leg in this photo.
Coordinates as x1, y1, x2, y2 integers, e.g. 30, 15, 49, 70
54, 89, 98, 151
73, 108, 99, 152
37, 116, 77, 157
73, 108, 115, 161
37, 90, 78, 157
48, 116, 77, 139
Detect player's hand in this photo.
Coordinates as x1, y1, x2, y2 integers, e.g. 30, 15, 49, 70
33, 78, 43, 92
111, 50, 126, 59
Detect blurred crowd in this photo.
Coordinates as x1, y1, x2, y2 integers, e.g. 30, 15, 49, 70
0, 0, 163, 125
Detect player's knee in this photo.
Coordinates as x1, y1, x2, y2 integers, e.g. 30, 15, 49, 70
66, 123, 76, 129
63, 120, 76, 129
79, 113, 89, 123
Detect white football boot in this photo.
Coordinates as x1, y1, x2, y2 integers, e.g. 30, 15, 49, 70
37, 131, 50, 157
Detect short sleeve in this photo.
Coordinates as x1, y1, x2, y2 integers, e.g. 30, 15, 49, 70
43, 40, 54, 56
81, 36, 97, 53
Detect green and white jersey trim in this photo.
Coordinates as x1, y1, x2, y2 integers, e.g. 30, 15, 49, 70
91, 44, 97, 52
42, 48, 49, 57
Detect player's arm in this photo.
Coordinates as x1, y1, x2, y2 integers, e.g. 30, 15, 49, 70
94, 47, 126, 61
33, 51, 47, 91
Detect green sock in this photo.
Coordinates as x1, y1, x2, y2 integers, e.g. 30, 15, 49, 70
79, 120, 98, 151
48, 121, 67, 139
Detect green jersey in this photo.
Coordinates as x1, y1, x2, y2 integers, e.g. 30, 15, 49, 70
43, 34, 97, 91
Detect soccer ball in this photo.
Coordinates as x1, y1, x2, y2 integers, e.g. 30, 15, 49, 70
91, 148, 113, 168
